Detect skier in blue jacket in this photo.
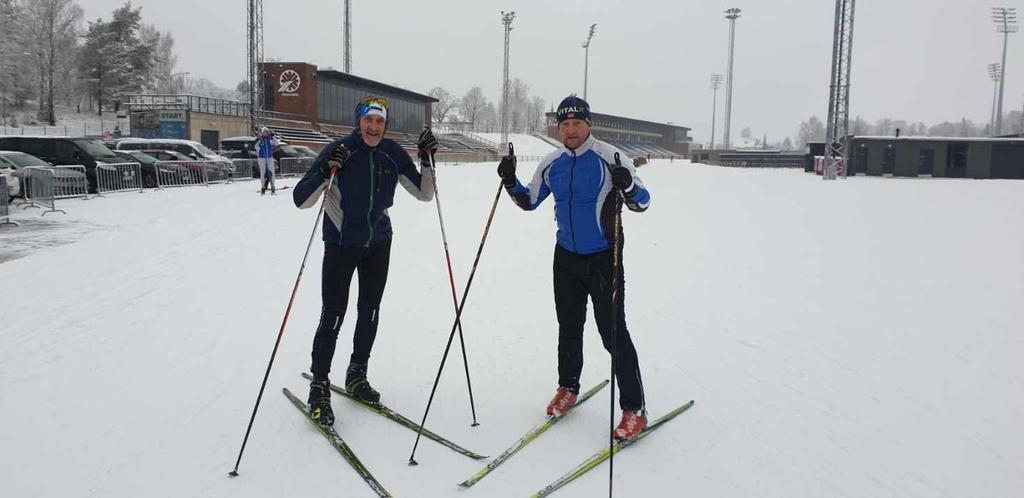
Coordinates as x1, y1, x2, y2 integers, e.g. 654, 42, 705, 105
497, 95, 652, 440
256, 127, 278, 195
293, 96, 438, 426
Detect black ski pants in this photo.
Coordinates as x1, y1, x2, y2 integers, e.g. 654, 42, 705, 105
553, 244, 645, 412
310, 240, 391, 380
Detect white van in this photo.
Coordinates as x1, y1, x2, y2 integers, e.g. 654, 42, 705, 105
115, 138, 233, 172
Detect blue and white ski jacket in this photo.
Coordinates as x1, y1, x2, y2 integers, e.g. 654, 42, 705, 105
256, 135, 276, 159
293, 131, 433, 247
505, 134, 650, 255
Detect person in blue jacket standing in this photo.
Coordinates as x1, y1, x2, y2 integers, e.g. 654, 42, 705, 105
256, 127, 278, 195
497, 95, 652, 440
293, 96, 439, 426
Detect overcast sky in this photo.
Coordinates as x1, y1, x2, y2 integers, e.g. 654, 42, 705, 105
82, 0, 1023, 142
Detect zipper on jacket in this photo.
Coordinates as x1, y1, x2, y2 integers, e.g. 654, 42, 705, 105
568, 149, 577, 252
366, 150, 376, 247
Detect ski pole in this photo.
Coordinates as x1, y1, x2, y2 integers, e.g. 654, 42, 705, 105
608, 152, 624, 497
229, 168, 338, 478
425, 148, 480, 427
409, 143, 514, 466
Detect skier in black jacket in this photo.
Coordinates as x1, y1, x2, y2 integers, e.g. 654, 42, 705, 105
293, 96, 439, 426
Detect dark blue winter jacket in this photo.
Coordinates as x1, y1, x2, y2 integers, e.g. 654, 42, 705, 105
505, 134, 650, 255
293, 131, 433, 247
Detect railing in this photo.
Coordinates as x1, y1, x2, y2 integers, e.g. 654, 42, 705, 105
153, 161, 208, 188
278, 157, 313, 177
0, 122, 124, 138
49, 165, 90, 199
0, 176, 17, 227
20, 167, 66, 216
232, 159, 259, 180
95, 162, 144, 195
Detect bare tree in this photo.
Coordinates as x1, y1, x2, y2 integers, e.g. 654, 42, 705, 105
459, 86, 486, 129
427, 86, 456, 124
525, 96, 545, 133
477, 101, 499, 133
23, 0, 82, 124
796, 116, 825, 148
142, 24, 176, 93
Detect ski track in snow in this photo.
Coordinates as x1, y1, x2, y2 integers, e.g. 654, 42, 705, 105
1, 162, 1022, 497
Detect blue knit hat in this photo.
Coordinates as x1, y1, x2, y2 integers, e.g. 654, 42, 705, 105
556, 95, 591, 125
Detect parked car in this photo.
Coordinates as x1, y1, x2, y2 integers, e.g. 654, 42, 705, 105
140, 149, 231, 183
292, 145, 319, 157
112, 150, 176, 188
0, 136, 122, 193
0, 151, 49, 199
115, 138, 234, 177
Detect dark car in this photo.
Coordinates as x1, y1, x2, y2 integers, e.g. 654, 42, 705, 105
112, 150, 169, 188
141, 149, 231, 183
0, 136, 121, 193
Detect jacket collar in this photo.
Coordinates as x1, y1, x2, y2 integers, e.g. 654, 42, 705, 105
561, 133, 596, 157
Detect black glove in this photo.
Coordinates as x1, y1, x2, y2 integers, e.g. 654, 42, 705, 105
611, 166, 634, 194
417, 128, 438, 157
497, 154, 516, 187
322, 144, 349, 177
633, 156, 648, 167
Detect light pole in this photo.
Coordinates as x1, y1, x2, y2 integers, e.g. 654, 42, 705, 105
992, 7, 1017, 135
500, 10, 516, 151
582, 23, 596, 101
988, 63, 1002, 134
172, 71, 191, 94
710, 74, 724, 149
1, 52, 31, 127
343, 0, 352, 73
723, 8, 741, 149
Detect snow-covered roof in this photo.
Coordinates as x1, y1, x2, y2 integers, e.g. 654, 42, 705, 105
116, 138, 203, 145
853, 135, 1024, 143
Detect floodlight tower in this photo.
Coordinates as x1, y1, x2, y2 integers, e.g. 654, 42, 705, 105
723, 9, 741, 149
988, 63, 1002, 133
344, 0, 352, 73
500, 11, 516, 151
992, 7, 1017, 135
710, 74, 724, 149
247, 0, 264, 135
824, 0, 856, 180
582, 24, 597, 101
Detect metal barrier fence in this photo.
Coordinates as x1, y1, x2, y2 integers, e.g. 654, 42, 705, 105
153, 161, 207, 188
1, 176, 17, 227
96, 162, 144, 195
151, 160, 232, 188
279, 157, 314, 176
20, 166, 66, 216
49, 165, 90, 199
205, 162, 233, 184
232, 159, 258, 180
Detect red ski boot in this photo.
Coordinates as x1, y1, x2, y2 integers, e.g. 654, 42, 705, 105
613, 410, 647, 440
545, 387, 578, 417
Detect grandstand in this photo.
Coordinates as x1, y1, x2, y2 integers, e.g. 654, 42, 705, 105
545, 111, 691, 158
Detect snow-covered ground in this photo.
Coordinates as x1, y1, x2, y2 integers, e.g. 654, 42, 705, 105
1, 162, 1022, 497
1, 105, 125, 137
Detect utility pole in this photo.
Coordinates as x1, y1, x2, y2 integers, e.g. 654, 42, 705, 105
500, 11, 516, 152
988, 63, 1002, 133
723, 8, 741, 149
247, 0, 264, 135
582, 24, 596, 101
992, 7, 1017, 135
343, 0, 352, 73
824, 0, 857, 180
710, 74, 724, 149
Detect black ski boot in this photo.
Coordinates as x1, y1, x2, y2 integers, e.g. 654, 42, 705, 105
345, 363, 380, 405
307, 378, 335, 426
